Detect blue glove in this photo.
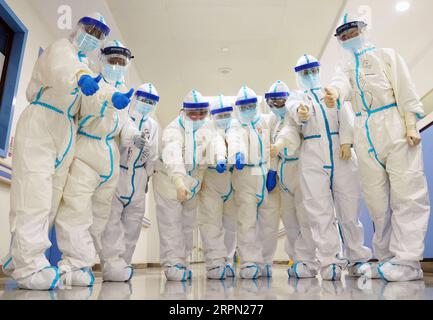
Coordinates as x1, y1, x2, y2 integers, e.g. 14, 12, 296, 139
112, 88, 134, 110
216, 159, 227, 174
235, 152, 245, 171
78, 74, 102, 96
266, 170, 277, 192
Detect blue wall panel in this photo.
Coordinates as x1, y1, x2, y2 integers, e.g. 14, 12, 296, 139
420, 128, 433, 258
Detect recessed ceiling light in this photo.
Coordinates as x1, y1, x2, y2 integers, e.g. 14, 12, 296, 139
396, 1, 410, 12
218, 67, 232, 74
221, 47, 230, 53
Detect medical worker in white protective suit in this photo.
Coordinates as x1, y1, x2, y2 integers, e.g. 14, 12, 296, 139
55, 40, 144, 287
290, 54, 372, 281
3, 13, 111, 290
262, 81, 319, 279
324, 13, 430, 282
232, 86, 279, 279
153, 90, 213, 281
99, 83, 160, 282
198, 95, 241, 280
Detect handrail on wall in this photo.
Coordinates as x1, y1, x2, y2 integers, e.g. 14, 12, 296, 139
419, 111, 433, 133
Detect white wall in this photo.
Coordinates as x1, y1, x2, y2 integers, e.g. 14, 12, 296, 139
0, 0, 163, 265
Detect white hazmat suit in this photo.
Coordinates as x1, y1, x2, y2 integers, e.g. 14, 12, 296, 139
55, 41, 140, 286
198, 95, 240, 279
262, 81, 319, 279
329, 13, 430, 281
232, 86, 278, 279
291, 54, 372, 281
7, 12, 111, 290
100, 83, 160, 282
153, 90, 213, 281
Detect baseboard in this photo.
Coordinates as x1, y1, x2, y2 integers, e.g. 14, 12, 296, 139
421, 261, 433, 273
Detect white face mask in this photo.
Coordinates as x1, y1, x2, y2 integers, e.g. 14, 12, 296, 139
135, 101, 154, 119
75, 32, 101, 53
341, 35, 366, 52
240, 108, 258, 123
215, 118, 232, 130
299, 73, 321, 90
103, 64, 126, 83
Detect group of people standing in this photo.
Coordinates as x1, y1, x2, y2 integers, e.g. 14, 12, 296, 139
1, 11, 430, 291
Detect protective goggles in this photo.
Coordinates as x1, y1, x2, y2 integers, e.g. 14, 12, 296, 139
299, 67, 320, 76
335, 21, 367, 40
185, 108, 209, 120
238, 103, 257, 112
136, 96, 158, 106
101, 47, 134, 66
79, 17, 110, 40
136, 90, 160, 105
212, 111, 232, 120
267, 98, 287, 108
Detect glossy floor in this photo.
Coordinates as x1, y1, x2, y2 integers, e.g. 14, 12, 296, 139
1, 264, 433, 300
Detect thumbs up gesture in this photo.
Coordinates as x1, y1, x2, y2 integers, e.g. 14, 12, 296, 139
78, 74, 102, 96
112, 88, 134, 110
324, 87, 339, 108
297, 104, 310, 122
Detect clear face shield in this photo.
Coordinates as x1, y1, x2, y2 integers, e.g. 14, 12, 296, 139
335, 21, 368, 52
212, 109, 233, 130
266, 97, 288, 118
183, 107, 209, 130
101, 47, 132, 83
237, 102, 258, 123
132, 93, 159, 119
72, 19, 110, 53
297, 66, 321, 91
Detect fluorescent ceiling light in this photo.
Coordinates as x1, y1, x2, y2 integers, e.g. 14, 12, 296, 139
396, 1, 410, 12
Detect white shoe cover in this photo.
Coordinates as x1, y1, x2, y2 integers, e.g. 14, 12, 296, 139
103, 265, 134, 282
358, 262, 381, 279
239, 263, 260, 279
207, 265, 227, 280
165, 265, 190, 282
320, 264, 342, 281
225, 263, 235, 278
290, 261, 317, 279
261, 264, 272, 278
378, 261, 423, 282
17, 266, 61, 291
61, 268, 95, 287
348, 262, 366, 277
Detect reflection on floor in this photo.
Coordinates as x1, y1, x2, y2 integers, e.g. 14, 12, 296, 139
1, 264, 433, 300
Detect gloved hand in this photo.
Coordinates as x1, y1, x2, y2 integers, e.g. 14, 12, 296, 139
297, 104, 310, 122
339, 144, 352, 160
270, 142, 284, 158
266, 170, 277, 192
216, 159, 227, 174
112, 88, 134, 110
78, 74, 102, 96
235, 152, 245, 171
324, 87, 339, 108
133, 132, 146, 149
174, 176, 192, 203
405, 112, 421, 147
